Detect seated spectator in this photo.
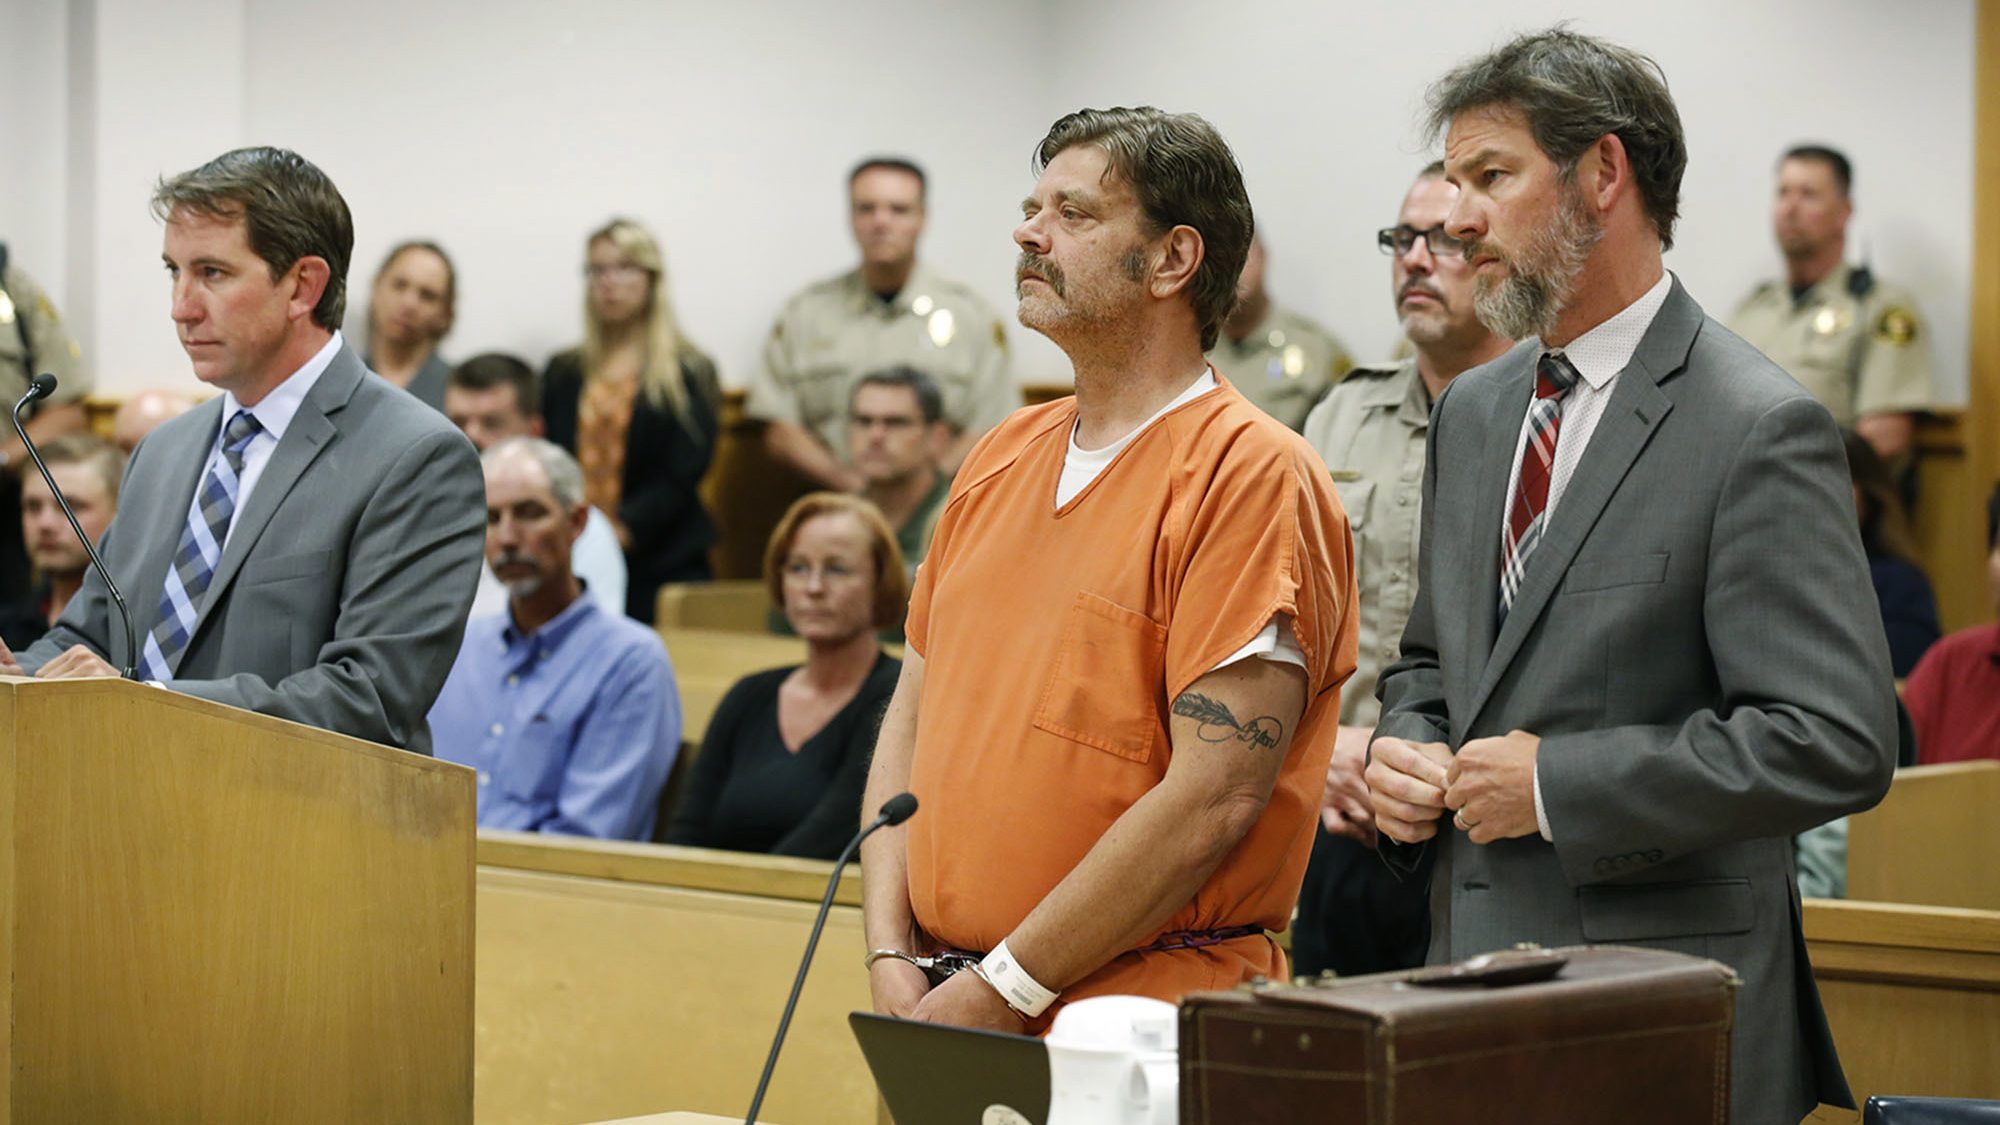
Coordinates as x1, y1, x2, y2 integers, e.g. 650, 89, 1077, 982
543, 218, 721, 623
362, 240, 455, 410
0, 435, 122, 650
430, 437, 679, 839
848, 366, 951, 577
111, 388, 194, 453
444, 352, 626, 619
1905, 482, 2000, 764
1847, 429, 1939, 676
667, 494, 903, 859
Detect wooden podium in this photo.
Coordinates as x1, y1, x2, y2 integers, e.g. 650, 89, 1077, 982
0, 677, 475, 1123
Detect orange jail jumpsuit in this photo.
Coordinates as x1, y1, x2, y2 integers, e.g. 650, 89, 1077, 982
903, 375, 1358, 1021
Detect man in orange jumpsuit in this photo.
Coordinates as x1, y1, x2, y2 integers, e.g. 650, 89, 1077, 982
860, 106, 1358, 1033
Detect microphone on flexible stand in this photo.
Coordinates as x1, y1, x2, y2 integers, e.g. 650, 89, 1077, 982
745, 791, 918, 1125
13, 374, 138, 679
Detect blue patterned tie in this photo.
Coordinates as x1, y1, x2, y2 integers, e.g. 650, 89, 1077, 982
139, 410, 264, 681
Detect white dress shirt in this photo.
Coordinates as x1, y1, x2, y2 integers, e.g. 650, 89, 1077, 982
1517, 272, 1673, 840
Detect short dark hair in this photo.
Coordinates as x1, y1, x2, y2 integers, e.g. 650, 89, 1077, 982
37, 434, 126, 499
851, 365, 944, 426
1781, 144, 1853, 198
1425, 27, 1687, 250
1033, 106, 1254, 351
152, 146, 354, 329
849, 157, 927, 200
449, 352, 540, 418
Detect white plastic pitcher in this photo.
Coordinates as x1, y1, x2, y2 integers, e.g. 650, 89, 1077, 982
1043, 995, 1179, 1125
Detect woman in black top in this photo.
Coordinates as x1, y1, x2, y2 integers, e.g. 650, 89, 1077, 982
543, 218, 721, 622
667, 494, 908, 858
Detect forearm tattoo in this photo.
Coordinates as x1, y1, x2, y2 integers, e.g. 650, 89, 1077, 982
1171, 692, 1284, 750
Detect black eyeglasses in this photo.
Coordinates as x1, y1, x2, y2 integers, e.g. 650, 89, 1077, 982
1377, 225, 1466, 258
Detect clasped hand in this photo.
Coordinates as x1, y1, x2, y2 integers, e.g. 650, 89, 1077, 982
0, 636, 119, 679
1364, 730, 1542, 845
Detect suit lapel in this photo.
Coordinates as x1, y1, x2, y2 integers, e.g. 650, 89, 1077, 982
1457, 350, 1534, 694
1461, 280, 1701, 731
186, 347, 361, 643
128, 402, 225, 666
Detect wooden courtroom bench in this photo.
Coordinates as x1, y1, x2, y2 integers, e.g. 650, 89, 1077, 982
1803, 898, 2000, 1120
474, 832, 883, 1125
1846, 761, 2000, 910
656, 579, 776, 633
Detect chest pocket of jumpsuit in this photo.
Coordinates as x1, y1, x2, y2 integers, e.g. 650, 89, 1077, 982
1033, 591, 1167, 765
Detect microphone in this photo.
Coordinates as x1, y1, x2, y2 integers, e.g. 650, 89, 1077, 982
14, 374, 139, 679
745, 792, 918, 1124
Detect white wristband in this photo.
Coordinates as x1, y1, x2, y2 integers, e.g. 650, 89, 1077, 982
978, 939, 1057, 1019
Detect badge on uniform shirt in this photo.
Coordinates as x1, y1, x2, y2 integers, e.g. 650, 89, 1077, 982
1281, 344, 1305, 378
0, 290, 14, 326
1811, 306, 1847, 336
1266, 328, 1287, 349
927, 307, 956, 348
911, 294, 935, 317
1875, 307, 1919, 346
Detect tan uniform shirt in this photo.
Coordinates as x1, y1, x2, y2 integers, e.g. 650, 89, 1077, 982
0, 263, 88, 437
1207, 304, 1353, 432
1299, 360, 1429, 728
1727, 262, 1937, 427
747, 263, 1015, 452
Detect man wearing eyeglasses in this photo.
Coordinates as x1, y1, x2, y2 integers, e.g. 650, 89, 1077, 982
1205, 236, 1354, 431
1292, 161, 1511, 977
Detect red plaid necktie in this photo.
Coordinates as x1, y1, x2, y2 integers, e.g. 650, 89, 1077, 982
1499, 351, 1579, 621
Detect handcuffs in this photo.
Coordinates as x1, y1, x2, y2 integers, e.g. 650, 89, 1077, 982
864, 948, 981, 988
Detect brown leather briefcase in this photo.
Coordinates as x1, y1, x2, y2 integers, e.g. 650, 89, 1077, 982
1179, 945, 1739, 1124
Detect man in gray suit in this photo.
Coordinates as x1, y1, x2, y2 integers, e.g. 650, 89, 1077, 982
0, 147, 484, 755
1364, 31, 1895, 1124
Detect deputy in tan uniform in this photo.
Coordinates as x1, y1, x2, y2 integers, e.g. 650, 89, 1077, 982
749, 158, 1015, 490
0, 246, 93, 600
1728, 145, 1936, 463
1207, 236, 1352, 431
1290, 163, 1511, 978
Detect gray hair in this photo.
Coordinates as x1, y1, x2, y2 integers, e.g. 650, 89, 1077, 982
1425, 27, 1687, 250
482, 436, 585, 510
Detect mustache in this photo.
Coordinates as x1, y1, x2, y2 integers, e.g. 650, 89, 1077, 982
490, 550, 537, 572
1015, 252, 1066, 297
1398, 277, 1446, 306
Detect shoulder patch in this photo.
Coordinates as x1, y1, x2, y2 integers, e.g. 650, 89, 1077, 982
1874, 306, 1919, 346
991, 320, 1007, 349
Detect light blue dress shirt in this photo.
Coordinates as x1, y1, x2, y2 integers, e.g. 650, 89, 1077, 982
429, 593, 680, 839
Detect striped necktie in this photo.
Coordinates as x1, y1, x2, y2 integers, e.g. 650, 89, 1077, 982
1499, 352, 1579, 622
139, 409, 264, 681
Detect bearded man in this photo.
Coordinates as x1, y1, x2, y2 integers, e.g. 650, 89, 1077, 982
1364, 29, 1894, 1124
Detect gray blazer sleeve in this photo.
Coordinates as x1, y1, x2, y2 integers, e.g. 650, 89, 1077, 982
169, 429, 485, 751
1372, 381, 1454, 750
1536, 395, 1896, 886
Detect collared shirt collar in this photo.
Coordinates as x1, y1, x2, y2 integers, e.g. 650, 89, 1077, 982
850, 262, 932, 316
1542, 271, 1673, 391
219, 330, 342, 442
499, 591, 600, 657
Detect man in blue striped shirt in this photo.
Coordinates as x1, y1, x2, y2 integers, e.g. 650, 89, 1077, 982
429, 437, 679, 839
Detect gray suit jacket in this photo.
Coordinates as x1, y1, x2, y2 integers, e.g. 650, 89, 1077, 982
1376, 279, 1896, 1124
23, 343, 485, 755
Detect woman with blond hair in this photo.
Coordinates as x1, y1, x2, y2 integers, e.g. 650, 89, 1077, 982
666, 493, 906, 859
544, 218, 721, 621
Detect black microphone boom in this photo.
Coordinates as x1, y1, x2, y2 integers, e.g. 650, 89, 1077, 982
14, 374, 139, 679
744, 792, 917, 1125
